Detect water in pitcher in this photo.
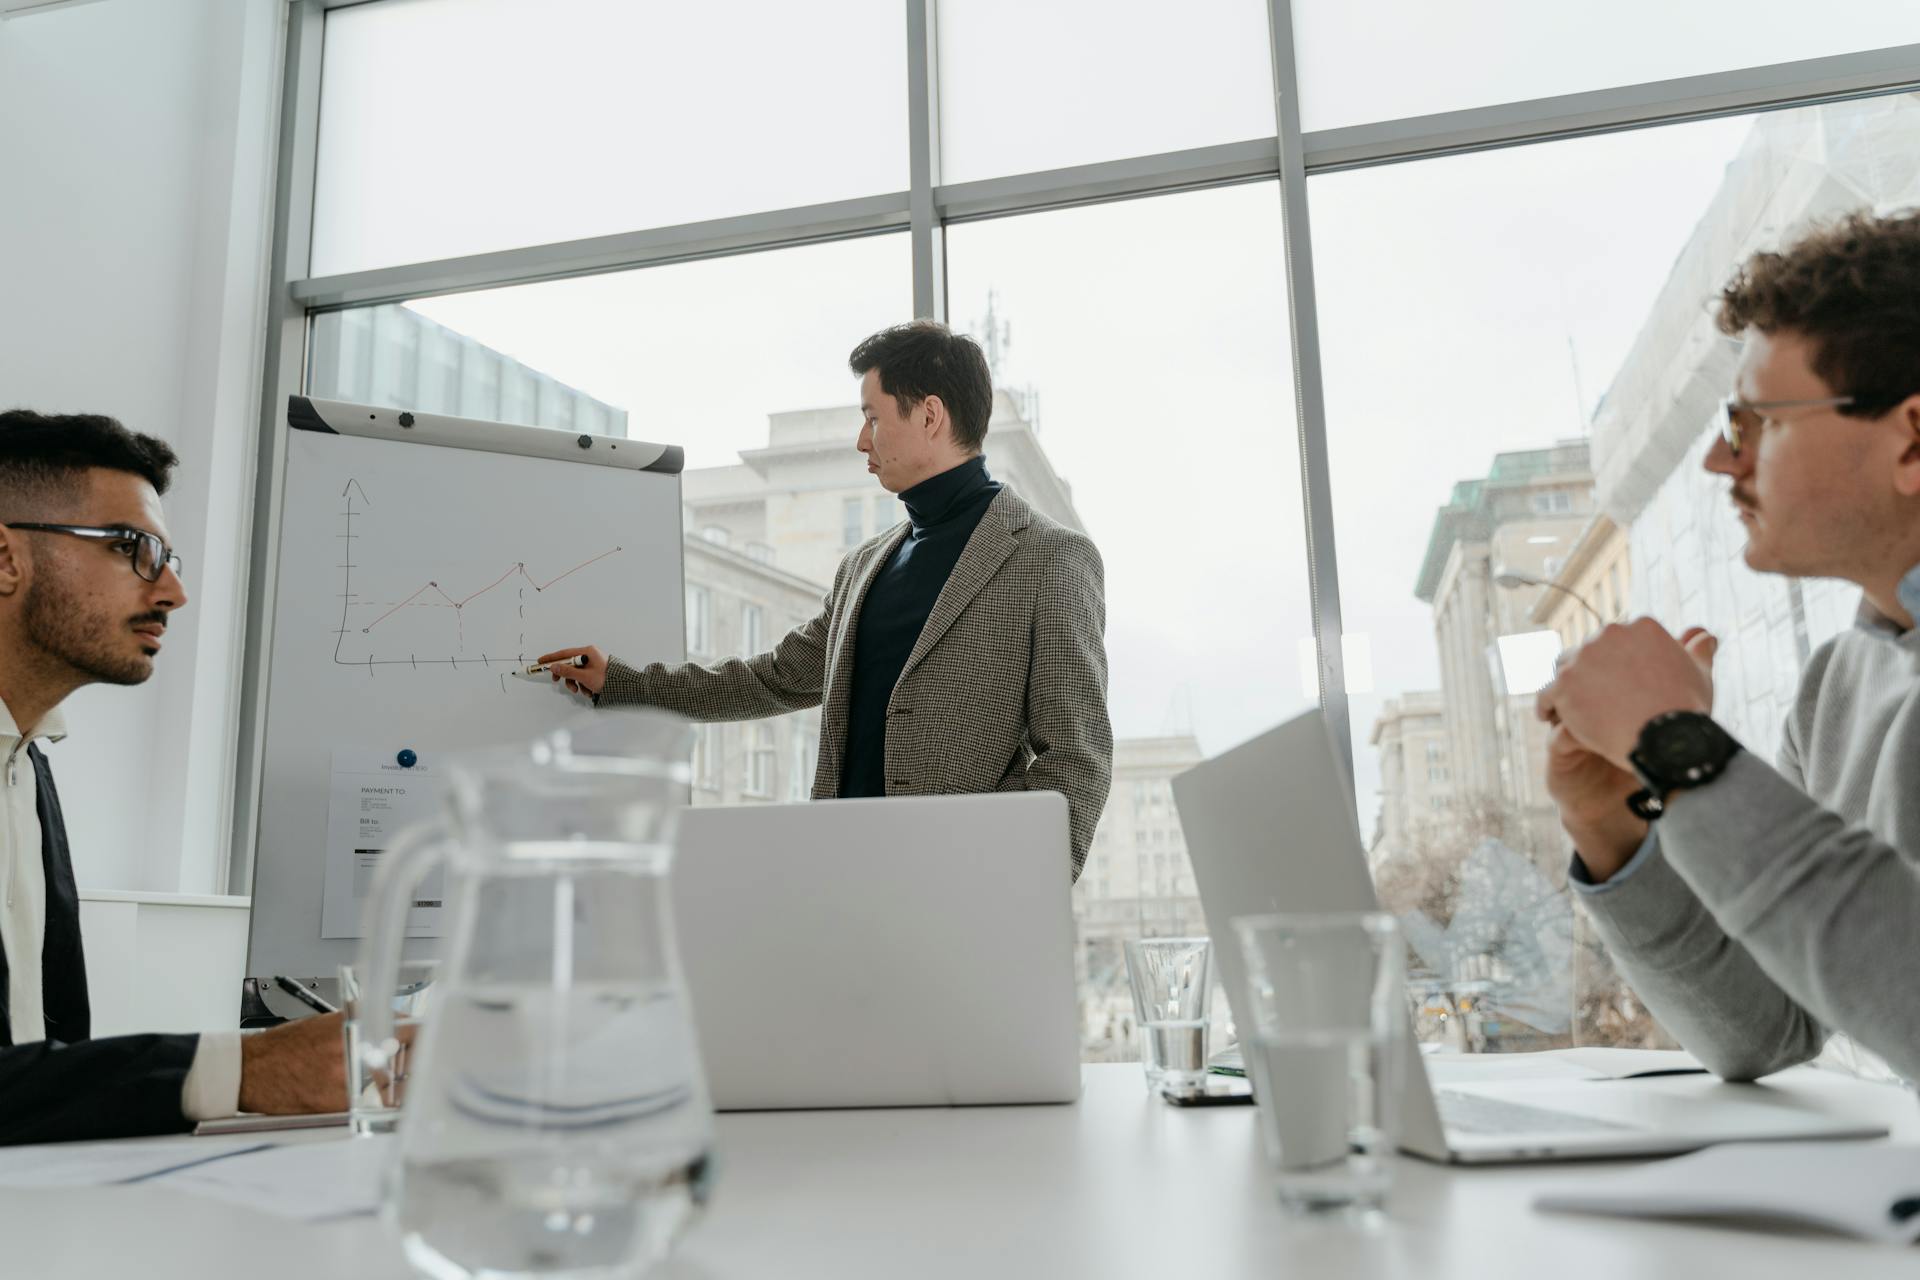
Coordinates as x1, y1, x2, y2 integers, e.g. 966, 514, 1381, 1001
396, 978, 714, 1279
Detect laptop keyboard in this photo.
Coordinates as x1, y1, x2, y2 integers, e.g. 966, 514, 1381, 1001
1436, 1089, 1638, 1136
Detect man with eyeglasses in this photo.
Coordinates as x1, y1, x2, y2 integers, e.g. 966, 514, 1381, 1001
1536, 210, 1920, 1085
0, 410, 348, 1143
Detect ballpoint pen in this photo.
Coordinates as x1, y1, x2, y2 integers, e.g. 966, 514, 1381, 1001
272, 974, 338, 1016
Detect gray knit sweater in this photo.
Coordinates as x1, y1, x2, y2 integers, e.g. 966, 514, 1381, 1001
1574, 596, 1920, 1084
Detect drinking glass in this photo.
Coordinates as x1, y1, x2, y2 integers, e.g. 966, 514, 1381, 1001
1123, 937, 1213, 1096
339, 960, 436, 1136
1232, 912, 1404, 1218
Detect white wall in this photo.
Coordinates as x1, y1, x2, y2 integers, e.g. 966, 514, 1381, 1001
0, 0, 283, 892
78, 890, 251, 1036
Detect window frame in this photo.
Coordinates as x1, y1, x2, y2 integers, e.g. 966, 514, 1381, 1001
233, 0, 1920, 913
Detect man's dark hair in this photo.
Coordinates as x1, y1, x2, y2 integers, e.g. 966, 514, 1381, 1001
848, 321, 994, 453
0, 410, 178, 515
1716, 209, 1920, 418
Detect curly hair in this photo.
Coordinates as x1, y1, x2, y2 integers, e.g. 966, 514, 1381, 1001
1716, 209, 1920, 418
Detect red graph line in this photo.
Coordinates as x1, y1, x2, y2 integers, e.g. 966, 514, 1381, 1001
363, 583, 437, 631
528, 545, 622, 592
360, 547, 622, 634
458, 564, 522, 605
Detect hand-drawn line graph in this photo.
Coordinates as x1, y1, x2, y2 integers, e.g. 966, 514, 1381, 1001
332, 478, 622, 686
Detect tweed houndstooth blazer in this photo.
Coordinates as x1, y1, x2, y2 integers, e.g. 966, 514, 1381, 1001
599, 484, 1112, 878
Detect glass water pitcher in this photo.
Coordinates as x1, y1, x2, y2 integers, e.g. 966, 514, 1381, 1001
355, 709, 714, 1279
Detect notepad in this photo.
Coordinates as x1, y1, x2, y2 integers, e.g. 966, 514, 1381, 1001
1535, 1140, 1920, 1244
194, 1110, 349, 1137
160, 1136, 393, 1221
0, 1135, 272, 1188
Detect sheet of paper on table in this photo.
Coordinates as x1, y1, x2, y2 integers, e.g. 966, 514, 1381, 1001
1423, 1046, 1704, 1087
159, 1135, 395, 1221
1536, 1140, 1920, 1245
0, 1135, 274, 1189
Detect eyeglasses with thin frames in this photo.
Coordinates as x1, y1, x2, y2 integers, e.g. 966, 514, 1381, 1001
1719, 395, 1855, 459
4, 523, 184, 583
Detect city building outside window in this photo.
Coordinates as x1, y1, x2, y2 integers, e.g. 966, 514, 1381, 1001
1318, 95, 1902, 1054
685, 585, 711, 656
741, 604, 765, 656
842, 497, 863, 548
787, 730, 813, 802
692, 724, 720, 794
746, 725, 775, 798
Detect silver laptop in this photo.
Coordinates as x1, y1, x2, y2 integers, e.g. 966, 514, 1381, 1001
1171, 710, 1886, 1163
670, 791, 1081, 1110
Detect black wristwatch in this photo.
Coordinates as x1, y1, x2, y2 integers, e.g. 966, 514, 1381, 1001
1625, 711, 1740, 820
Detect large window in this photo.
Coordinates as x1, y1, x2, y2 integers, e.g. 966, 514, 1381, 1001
947, 182, 1316, 1062
1292, 1, 1920, 131
282, 0, 1920, 1065
1315, 94, 1913, 1052
935, 0, 1274, 184
311, 0, 908, 275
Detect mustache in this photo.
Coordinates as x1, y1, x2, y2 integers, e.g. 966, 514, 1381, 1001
128, 611, 169, 628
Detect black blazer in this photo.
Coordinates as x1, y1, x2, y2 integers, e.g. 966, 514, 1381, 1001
0, 745, 199, 1145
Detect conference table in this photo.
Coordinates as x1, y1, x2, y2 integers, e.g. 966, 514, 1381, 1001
3, 1063, 1913, 1278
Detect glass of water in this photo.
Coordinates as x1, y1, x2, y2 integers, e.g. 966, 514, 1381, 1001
1231, 912, 1404, 1218
1123, 937, 1213, 1096
339, 960, 436, 1136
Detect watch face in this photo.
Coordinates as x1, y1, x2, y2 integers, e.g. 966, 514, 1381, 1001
1651, 717, 1719, 770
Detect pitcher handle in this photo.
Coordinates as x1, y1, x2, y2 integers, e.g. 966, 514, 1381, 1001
352, 818, 450, 1076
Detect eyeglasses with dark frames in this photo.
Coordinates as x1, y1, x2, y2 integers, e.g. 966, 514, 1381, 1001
5, 523, 184, 583
1718, 395, 1855, 458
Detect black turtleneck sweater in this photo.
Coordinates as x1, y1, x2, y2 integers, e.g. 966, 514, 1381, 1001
840, 455, 1002, 798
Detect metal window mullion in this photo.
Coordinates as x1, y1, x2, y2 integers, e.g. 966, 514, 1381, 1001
1266, 0, 1355, 790
1298, 41, 1920, 173
935, 136, 1284, 223
291, 192, 913, 311
232, 0, 326, 897
282, 38, 1920, 319
906, 0, 945, 320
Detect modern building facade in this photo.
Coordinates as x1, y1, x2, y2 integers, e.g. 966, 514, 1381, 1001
1367, 690, 1452, 870
308, 302, 629, 437
1413, 441, 1594, 859
1071, 734, 1216, 1062
1583, 97, 1917, 762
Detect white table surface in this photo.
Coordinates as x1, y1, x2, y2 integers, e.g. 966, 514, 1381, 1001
2, 1063, 1914, 1278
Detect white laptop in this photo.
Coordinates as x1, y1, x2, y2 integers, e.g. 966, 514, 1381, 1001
670, 791, 1081, 1111
1171, 710, 1887, 1163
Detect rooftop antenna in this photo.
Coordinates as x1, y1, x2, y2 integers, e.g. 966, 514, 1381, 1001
976, 289, 1012, 381
1567, 333, 1591, 438
1160, 685, 1196, 739
1557, 275, 1591, 438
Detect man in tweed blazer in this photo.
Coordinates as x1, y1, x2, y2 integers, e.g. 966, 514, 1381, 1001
540, 322, 1112, 878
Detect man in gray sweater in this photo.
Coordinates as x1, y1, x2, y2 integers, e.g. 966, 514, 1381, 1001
1536, 210, 1920, 1085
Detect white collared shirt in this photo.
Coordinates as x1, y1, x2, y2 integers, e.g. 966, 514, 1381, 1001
1, 699, 64, 1048
0, 700, 240, 1118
